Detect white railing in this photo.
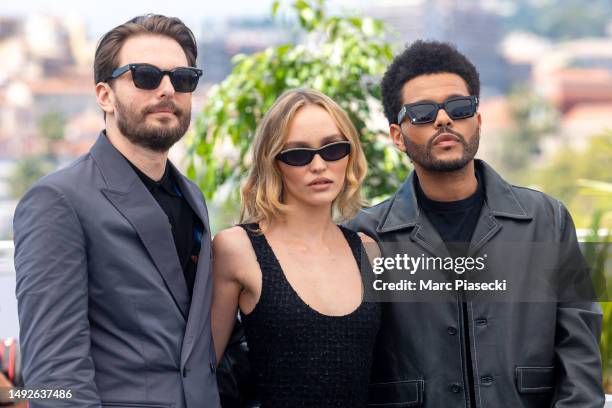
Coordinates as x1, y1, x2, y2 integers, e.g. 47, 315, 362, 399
577, 228, 611, 240
0, 241, 14, 276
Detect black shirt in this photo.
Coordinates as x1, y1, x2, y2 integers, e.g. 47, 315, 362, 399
415, 168, 484, 408
128, 160, 202, 302
415, 170, 484, 246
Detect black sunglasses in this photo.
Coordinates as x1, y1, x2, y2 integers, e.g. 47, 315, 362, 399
105, 63, 203, 93
276, 141, 351, 166
397, 95, 479, 125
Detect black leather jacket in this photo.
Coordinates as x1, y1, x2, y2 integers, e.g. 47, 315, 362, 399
345, 160, 604, 408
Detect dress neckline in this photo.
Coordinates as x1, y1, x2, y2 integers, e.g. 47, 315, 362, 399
253, 223, 366, 319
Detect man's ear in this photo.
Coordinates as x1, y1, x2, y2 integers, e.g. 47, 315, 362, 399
390, 124, 407, 152
95, 82, 115, 116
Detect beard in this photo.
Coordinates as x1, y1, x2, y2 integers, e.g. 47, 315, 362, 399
115, 97, 191, 152
402, 126, 480, 172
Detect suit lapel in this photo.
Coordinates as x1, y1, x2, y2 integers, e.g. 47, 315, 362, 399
181, 225, 212, 366
173, 172, 213, 366
102, 188, 190, 319
467, 161, 533, 256
91, 132, 190, 319
377, 172, 449, 258
410, 216, 451, 259
467, 203, 502, 257
378, 161, 534, 259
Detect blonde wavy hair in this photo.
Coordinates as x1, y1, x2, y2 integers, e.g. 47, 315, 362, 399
240, 88, 368, 227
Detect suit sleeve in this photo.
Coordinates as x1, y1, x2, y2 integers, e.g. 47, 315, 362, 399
553, 203, 604, 408
13, 182, 101, 407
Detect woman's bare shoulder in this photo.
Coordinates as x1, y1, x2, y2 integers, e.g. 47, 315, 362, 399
212, 226, 257, 279
213, 226, 252, 255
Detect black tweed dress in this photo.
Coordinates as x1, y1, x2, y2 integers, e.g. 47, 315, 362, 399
238, 223, 381, 408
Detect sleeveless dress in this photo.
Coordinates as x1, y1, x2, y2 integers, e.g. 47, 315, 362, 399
238, 223, 381, 408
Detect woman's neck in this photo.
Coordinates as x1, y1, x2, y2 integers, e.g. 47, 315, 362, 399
264, 202, 336, 246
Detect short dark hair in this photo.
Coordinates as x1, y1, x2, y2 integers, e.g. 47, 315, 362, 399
381, 40, 480, 125
94, 14, 198, 84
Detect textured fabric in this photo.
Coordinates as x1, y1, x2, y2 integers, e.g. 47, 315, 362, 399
238, 224, 380, 408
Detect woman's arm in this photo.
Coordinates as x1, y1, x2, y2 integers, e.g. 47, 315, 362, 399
211, 227, 248, 364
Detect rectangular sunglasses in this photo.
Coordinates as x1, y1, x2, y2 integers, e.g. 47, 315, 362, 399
397, 95, 479, 125
105, 63, 203, 93
276, 141, 351, 166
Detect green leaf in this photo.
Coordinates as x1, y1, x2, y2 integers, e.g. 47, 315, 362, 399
187, 0, 397, 223
271, 0, 280, 17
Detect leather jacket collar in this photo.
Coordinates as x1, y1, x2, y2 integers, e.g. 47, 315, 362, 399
377, 159, 533, 235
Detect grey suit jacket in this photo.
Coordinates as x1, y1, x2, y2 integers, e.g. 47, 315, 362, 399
13, 132, 220, 408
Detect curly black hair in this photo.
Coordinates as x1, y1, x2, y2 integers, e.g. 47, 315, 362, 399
381, 40, 480, 125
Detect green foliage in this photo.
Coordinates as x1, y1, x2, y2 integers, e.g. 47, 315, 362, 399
584, 211, 612, 391
37, 111, 66, 145
8, 156, 55, 198
497, 85, 559, 179
535, 132, 612, 227
8, 111, 66, 199
578, 180, 612, 195
562, 177, 612, 389
598, 294, 612, 392
187, 0, 405, 218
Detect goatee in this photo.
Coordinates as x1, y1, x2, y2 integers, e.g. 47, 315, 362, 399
115, 98, 191, 152
402, 126, 480, 172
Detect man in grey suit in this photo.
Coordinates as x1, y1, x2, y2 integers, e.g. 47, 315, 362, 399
13, 14, 219, 408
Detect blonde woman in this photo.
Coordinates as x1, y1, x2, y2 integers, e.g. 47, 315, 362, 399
211, 89, 380, 407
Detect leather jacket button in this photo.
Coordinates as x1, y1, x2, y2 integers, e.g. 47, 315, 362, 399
447, 326, 458, 335
450, 384, 463, 393
480, 376, 494, 386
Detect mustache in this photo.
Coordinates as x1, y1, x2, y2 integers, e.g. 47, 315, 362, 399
143, 101, 181, 115
427, 126, 466, 147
